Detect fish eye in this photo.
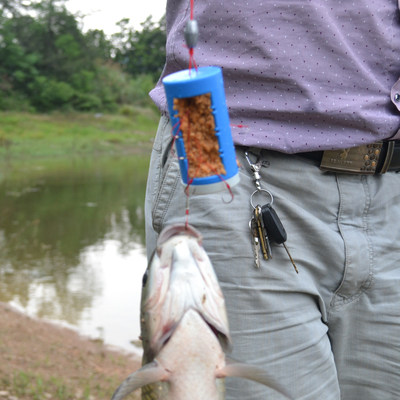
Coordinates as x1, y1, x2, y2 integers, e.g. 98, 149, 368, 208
142, 270, 148, 287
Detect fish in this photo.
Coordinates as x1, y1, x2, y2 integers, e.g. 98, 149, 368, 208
111, 224, 291, 400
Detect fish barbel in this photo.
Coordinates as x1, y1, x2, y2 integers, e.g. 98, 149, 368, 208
111, 224, 290, 400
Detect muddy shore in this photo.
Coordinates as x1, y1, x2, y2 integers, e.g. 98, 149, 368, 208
0, 302, 141, 400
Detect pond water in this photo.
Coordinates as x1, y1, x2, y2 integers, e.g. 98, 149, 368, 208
0, 155, 150, 353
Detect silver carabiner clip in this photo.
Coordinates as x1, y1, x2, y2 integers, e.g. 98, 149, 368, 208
245, 151, 263, 191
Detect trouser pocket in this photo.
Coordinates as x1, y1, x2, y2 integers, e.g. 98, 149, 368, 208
147, 116, 181, 234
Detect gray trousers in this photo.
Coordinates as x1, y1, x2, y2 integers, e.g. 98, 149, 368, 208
145, 116, 400, 399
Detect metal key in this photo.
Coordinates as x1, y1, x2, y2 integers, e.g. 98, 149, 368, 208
253, 205, 272, 261
282, 243, 299, 273
261, 204, 299, 273
249, 218, 261, 268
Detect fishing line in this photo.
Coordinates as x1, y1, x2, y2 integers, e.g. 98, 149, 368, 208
190, 0, 194, 20
187, 0, 198, 72
184, 182, 192, 229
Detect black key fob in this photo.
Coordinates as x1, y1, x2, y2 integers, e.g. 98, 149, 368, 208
261, 204, 287, 244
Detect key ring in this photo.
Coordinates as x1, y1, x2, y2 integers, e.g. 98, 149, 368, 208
250, 189, 274, 209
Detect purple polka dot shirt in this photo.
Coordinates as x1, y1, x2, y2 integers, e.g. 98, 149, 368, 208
150, 0, 400, 153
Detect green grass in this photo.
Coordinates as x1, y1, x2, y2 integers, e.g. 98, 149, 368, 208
0, 108, 160, 159
1, 370, 124, 400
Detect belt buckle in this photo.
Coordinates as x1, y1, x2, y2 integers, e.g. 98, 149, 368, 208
320, 142, 384, 174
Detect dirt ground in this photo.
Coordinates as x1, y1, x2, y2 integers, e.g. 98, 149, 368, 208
0, 302, 141, 400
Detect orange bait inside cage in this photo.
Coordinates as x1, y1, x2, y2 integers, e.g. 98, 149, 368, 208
173, 93, 226, 179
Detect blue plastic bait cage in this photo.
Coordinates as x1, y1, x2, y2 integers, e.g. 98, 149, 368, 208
162, 66, 240, 194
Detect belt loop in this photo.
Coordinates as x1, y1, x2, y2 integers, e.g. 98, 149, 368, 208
380, 141, 395, 174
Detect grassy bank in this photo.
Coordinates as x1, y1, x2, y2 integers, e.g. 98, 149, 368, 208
0, 108, 160, 159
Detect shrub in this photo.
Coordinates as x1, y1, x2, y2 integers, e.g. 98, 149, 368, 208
29, 77, 75, 111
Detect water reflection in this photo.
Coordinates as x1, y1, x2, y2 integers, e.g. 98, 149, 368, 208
0, 155, 149, 352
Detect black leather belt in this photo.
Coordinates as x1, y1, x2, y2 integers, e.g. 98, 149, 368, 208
298, 140, 400, 174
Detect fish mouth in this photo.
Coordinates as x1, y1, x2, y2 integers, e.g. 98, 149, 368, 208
157, 224, 202, 251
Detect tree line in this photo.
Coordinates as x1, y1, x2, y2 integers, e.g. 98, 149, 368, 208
0, 0, 166, 112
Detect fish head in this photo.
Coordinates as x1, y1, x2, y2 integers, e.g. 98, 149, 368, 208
142, 224, 231, 355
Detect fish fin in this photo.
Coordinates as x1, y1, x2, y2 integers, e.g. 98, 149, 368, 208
217, 357, 292, 400
111, 360, 168, 400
